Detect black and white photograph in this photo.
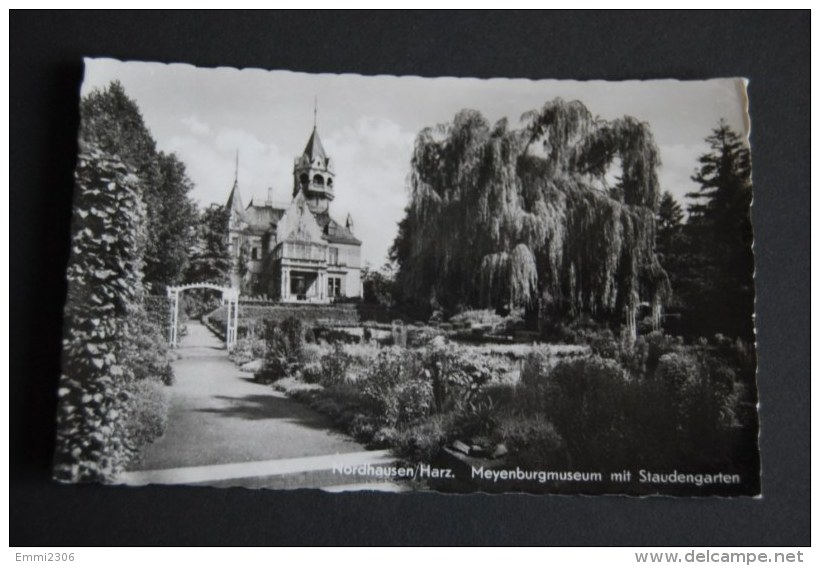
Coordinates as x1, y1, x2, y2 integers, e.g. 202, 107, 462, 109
53, 58, 759, 497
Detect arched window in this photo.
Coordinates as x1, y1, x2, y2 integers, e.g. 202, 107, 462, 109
312, 174, 324, 186
299, 173, 309, 187
327, 178, 333, 188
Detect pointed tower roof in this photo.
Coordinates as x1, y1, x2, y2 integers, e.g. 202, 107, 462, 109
226, 179, 243, 210
226, 150, 245, 219
302, 127, 328, 165
226, 180, 245, 219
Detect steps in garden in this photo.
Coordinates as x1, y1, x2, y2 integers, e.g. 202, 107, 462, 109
117, 449, 408, 492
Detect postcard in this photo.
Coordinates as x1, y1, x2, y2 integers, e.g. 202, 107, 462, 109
54, 59, 758, 496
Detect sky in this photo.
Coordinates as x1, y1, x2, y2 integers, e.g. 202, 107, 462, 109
82, 58, 750, 269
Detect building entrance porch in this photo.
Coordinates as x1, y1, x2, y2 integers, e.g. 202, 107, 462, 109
281, 267, 326, 303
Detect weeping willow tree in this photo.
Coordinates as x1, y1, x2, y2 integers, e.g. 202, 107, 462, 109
391, 99, 670, 339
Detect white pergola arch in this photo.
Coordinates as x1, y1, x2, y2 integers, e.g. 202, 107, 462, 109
166, 284, 240, 349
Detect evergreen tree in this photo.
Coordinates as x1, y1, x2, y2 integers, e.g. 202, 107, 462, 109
680, 120, 755, 341
656, 191, 684, 256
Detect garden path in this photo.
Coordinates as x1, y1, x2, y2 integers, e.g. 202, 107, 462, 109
118, 321, 401, 491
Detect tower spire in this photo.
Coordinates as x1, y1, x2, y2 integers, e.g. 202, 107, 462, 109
234, 149, 239, 185
313, 95, 318, 130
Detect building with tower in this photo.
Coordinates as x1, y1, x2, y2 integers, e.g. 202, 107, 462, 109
225, 123, 362, 302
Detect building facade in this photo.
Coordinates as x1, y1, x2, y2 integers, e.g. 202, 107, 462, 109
226, 126, 362, 302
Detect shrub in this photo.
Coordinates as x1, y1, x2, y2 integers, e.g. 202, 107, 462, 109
277, 317, 306, 361
495, 413, 565, 468
320, 343, 352, 388
420, 338, 493, 413
542, 315, 610, 345
257, 316, 307, 382
450, 309, 505, 328
355, 347, 436, 428
395, 379, 435, 426
301, 343, 326, 365
301, 362, 323, 384
642, 331, 684, 376
587, 328, 619, 359
144, 295, 172, 335
230, 336, 267, 366
540, 356, 635, 468
407, 326, 443, 348
342, 341, 381, 381
393, 413, 457, 463
587, 329, 683, 381
520, 349, 553, 391
121, 307, 175, 386
654, 349, 740, 461
360, 347, 413, 426
531, 346, 741, 469
124, 379, 170, 453
453, 394, 498, 439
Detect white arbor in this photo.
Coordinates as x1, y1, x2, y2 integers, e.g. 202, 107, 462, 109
166, 284, 240, 349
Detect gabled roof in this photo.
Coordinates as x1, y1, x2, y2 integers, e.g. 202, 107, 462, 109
244, 203, 285, 230
313, 210, 362, 245
276, 191, 325, 245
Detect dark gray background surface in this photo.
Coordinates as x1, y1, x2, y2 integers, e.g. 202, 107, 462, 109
10, 10, 810, 546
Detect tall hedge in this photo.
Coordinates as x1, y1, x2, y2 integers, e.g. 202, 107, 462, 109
54, 144, 169, 482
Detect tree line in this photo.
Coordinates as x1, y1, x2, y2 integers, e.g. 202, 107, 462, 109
79, 81, 231, 292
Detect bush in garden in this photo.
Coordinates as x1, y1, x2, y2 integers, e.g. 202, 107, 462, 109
301, 343, 324, 365
257, 316, 306, 382
395, 379, 434, 426
539, 356, 637, 468
320, 343, 352, 388
360, 347, 412, 426
495, 413, 565, 468
393, 413, 457, 463
406, 326, 443, 348
587, 328, 620, 359
301, 362, 323, 384
452, 394, 498, 440
541, 315, 610, 345
230, 336, 267, 366
527, 344, 741, 469
341, 342, 381, 381
278, 316, 306, 360
121, 308, 174, 386
520, 349, 553, 391
124, 379, 170, 451
653, 349, 739, 465
356, 347, 434, 428
642, 331, 684, 377
587, 329, 683, 381
420, 338, 493, 413
144, 295, 172, 336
